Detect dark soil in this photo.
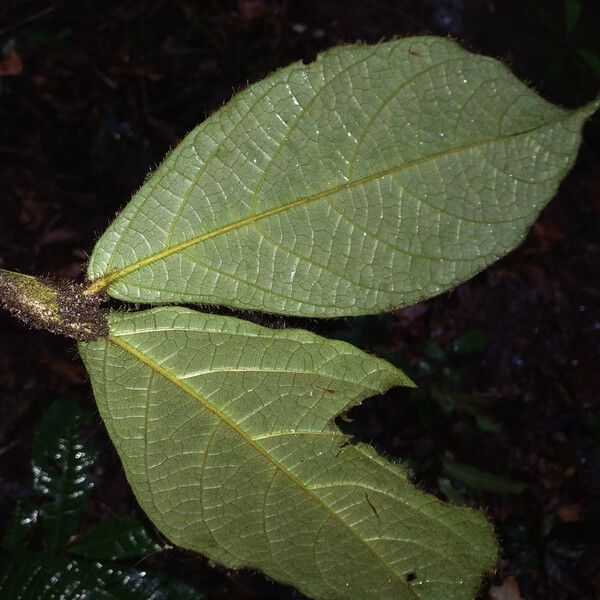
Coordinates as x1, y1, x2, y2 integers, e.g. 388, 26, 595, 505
1, 1, 599, 599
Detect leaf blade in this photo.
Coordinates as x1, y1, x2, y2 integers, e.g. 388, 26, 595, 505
69, 515, 163, 560
442, 459, 529, 495
1, 500, 39, 552
80, 307, 497, 600
0, 553, 202, 600
87, 38, 596, 316
32, 398, 97, 551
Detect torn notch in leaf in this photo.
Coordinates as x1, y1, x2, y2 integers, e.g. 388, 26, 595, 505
79, 306, 498, 600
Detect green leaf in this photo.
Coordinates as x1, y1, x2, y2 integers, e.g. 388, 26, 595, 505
79, 307, 498, 600
423, 340, 446, 362
578, 48, 600, 76
1, 500, 39, 552
437, 478, 467, 506
565, 0, 581, 34
87, 37, 598, 317
473, 415, 499, 433
0, 553, 201, 600
69, 515, 163, 560
451, 328, 488, 355
430, 385, 495, 416
442, 459, 528, 495
32, 398, 97, 551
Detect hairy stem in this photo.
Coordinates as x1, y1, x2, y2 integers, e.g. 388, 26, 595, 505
0, 269, 108, 341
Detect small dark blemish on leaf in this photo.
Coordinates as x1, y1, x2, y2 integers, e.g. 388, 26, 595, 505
365, 493, 381, 523
405, 571, 417, 583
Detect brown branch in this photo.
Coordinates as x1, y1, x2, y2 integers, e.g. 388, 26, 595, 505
0, 269, 108, 341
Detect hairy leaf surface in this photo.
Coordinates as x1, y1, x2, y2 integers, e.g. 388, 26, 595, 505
87, 37, 598, 316
79, 307, 497, 600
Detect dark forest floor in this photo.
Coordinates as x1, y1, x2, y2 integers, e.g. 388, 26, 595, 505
1, 1, 599, 598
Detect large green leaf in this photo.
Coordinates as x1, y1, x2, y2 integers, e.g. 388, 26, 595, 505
87, 37, 598, 316
79, 307, 497, 600
32, 398, 97, 551
0, 553, 201, 600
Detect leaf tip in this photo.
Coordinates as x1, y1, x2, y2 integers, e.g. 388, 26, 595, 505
576, 94, 600, 120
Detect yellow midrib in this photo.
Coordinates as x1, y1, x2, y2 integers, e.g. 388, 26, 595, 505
86, 116, 565, 296
108, 333, 416, 594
